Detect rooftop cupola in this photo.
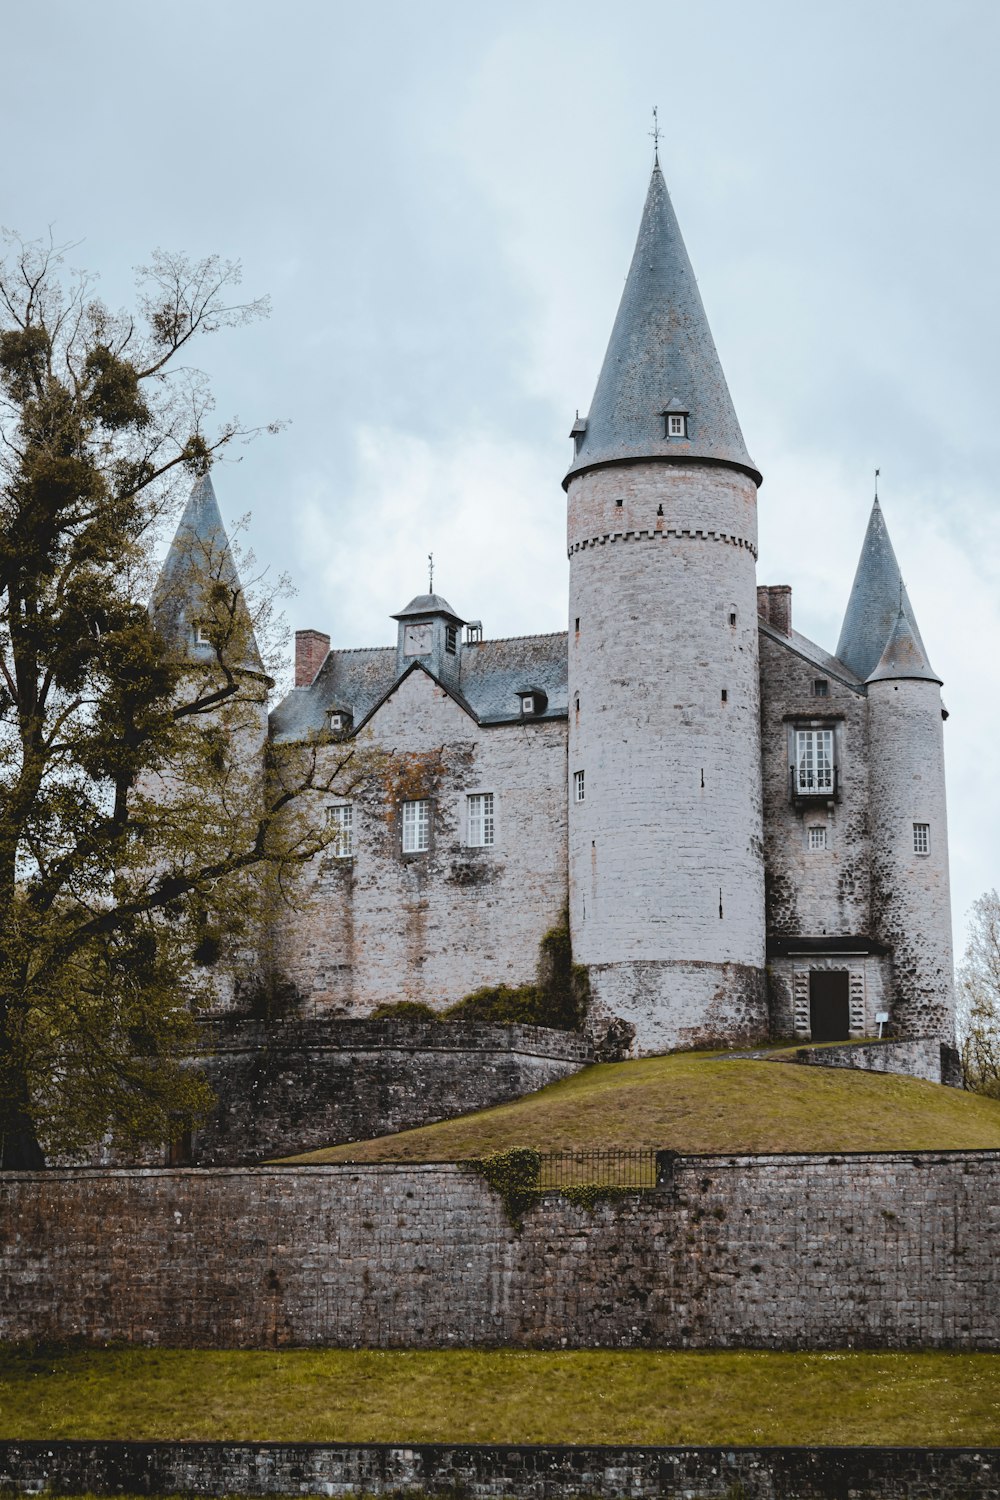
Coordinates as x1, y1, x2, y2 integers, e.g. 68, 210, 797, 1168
392, 591, 466, 688
564, 163, 760, 489
150, 473, 264, 675
837, 497, 933, 682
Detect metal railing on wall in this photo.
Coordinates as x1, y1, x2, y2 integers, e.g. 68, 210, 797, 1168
536, 1148, 659, 1189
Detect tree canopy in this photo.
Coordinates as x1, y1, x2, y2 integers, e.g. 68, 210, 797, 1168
0, 234, 353, 1167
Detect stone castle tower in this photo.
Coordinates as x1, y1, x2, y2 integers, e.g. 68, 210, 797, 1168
565, 164, 767, 1051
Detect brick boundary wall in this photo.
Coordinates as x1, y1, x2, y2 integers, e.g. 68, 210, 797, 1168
2, 1151, 997, 1350
189, 1020, 590, 1164
0, 1441, 996, 1499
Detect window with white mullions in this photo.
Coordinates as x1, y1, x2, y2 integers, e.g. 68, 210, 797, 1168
795, 729, 834, 794
402, 798, 431, 853
467, 792, 495, 848
913, 822, 930, 855
326, 803, 354, 858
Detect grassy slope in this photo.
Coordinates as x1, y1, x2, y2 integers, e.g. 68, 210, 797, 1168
280, 1051, 1000, 1163
2, 1348, 998, 1446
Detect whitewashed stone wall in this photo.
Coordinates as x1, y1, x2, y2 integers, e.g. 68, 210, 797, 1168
566, 461, 766, 1053
271, 668, 568, 1012
758, 631, 872, 941
868, 678, 954, 1040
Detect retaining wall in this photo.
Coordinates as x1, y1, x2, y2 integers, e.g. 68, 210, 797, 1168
3, 1150, 997, 1349
1, 1440, 997, 1499
193, 1019, 589, 1163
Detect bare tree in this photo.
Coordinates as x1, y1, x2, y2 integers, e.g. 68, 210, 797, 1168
958, 890, 1000, 1097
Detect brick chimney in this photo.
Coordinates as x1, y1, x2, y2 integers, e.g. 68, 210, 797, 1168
295, 629, 330, 687
757, 585, 791, 636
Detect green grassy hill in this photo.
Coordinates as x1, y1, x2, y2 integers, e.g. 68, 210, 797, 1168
281, 1050, 1000, 1163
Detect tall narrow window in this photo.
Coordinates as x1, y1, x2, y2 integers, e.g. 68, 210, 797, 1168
402, 798, 431, 853
327, 803, 354, 858
573, 769, 585, 803
913, 822, 930, 855
467, 792, 495, 848
445, 624, 458, 655
795, 729, 834, 794
808, 825, 827, 851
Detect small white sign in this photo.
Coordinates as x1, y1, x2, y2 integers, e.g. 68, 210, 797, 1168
875, 1012, 889, 1024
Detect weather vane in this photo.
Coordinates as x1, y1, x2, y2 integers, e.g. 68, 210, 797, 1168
428, 552, 434, 593
649, 106, 661, 164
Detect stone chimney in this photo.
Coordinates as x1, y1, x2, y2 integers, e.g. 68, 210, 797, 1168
295, 629, 330, 687
757, 585, 791, 636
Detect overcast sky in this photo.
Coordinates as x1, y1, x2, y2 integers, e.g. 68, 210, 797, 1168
4, 0, 999, 954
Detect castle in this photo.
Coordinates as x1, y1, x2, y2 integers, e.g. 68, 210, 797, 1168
158, 161, 955, 1059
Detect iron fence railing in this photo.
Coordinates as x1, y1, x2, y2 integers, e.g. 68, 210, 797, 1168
537, 1148, 659, 1190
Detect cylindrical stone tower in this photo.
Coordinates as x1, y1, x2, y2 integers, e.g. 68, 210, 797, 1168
565, 165, 767, 1054
867, 612, 954, 1041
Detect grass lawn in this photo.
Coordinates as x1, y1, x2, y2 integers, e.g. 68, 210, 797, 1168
279, 1051, 1000, 1163
1, 1347, 998, 1447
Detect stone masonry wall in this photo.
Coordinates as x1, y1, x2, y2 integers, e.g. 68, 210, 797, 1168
3, 1151, 996, 1349
567, 461, 766, 1054
868, 676, 954, 1040
758, 628, 872, 942
272, 671, 568, 1013
2, 1440, 996, 1500
193, 1020, 589, 1163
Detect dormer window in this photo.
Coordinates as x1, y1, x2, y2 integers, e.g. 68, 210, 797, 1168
517, 686, 547, 718
445, 624, 458, 655
327, 708, 352, 735
662, 405, 689, 439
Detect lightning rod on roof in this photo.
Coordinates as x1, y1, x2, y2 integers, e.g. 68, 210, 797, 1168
649, 105, 661, 166
428, 552, 434, 593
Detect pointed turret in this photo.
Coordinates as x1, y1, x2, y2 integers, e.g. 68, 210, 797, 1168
866, 606, 941, 685
151, 473, 263, 672
836, 498, 933, 682
564, 164, 760, 487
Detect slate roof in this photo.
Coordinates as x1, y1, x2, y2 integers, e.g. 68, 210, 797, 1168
836, 498, 935, 683
150, 474, 263, 672
564, 164, 760, 489
758, 620, 867, 694
269, 633, 568, 743
392, 593, 465, 623
867, 608, 942, 685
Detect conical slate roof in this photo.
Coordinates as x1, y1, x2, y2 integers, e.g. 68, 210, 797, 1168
836, 498, 933, 683
564, 164, 760, 488
150, 473, 263, 671
866, 607, 942, 685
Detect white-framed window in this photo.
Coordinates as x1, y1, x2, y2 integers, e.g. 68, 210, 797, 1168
808, 825, 828, 851
573, 769, 585, 803
795, 729, 834, 794
467, 792, 495, 848
666, 412, 687, 437
327, 803, 354, 858
328, 710, 348, 733
913, 822, 930, 855
194, 621, 210, 644
520, 693, 535, 715
402, 798, 431, 853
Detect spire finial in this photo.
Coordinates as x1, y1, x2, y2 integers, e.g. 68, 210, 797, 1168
649, 105, 661, 166
874, 466, 880, 502
428, 552, 434, 593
